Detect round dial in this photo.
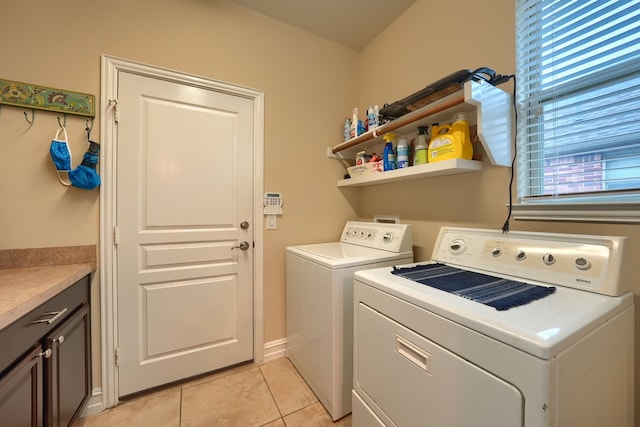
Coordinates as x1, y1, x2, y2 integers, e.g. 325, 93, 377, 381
515, 250, 527, 261
542, 253, 556, 265
575, 257, 591, 270
449, 239, 466, 254
491, 248, 502, 257
382, 232, 394, 243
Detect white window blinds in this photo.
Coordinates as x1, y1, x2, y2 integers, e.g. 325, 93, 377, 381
516, 0, 640, 203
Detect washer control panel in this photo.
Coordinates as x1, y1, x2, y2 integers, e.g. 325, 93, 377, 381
341, 221, 413, 253
434, 227, 627, 296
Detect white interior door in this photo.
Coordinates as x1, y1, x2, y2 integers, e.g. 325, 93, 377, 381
115, 70, 255, 396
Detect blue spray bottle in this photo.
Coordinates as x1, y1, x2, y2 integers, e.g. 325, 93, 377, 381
382, 133, 397, 171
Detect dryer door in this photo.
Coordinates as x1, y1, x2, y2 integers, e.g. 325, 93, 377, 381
355, 303, 524, 426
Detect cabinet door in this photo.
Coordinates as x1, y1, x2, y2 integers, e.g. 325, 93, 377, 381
0, 345, 45, 427
45, 305, 91, 427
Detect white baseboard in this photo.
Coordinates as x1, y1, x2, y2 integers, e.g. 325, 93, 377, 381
262, 337, 287, 362
81, 388, 105, 418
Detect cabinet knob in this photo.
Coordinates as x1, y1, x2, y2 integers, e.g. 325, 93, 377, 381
54, 335, 65, 345
37, 349, 52, 359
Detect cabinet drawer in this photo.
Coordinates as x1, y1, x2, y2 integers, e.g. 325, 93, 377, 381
0, 275, 89, 376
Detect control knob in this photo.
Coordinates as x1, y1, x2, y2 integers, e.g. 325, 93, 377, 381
575, 257, 591, 270
382, 232, 394, 243
449, 239, 466, 254
542, 253, 556, 265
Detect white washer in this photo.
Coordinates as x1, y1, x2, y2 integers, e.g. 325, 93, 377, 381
352, 227, 634, 426
286, 221, 413, 421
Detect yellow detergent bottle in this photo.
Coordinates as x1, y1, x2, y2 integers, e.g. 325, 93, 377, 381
428, 113, 473, 162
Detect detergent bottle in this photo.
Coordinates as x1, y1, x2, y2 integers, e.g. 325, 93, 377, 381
396, 138, 409, 168
428, 113, 473, 163
382, 133, 397, 171
413, 126, 429, 165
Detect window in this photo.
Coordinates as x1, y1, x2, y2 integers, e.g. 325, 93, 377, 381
515, 0, 640, 210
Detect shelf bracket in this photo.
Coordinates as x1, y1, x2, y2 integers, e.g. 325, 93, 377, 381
464, 80, 513, 167
327, 147, 351, 160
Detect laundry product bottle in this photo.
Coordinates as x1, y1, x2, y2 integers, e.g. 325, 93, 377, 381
382, 133, 397, 171
428, 113, 473, 162
367, 105, 378, 130
413, 126, 429, 165
343, 117, 351, 141
350, 108, 360, 138
397, 138, 409, 168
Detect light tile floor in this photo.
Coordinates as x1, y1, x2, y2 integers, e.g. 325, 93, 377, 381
76, 357, 352, 427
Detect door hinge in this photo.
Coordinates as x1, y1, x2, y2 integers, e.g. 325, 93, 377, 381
115, 347, 121, 367
113, 226, 120, 245
108, 98, 119, 123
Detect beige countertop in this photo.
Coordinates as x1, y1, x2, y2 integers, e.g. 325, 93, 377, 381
0, 263, 95, 330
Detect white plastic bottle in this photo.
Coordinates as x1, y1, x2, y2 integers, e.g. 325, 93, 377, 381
397, 138, 409, 168
367, 106, 378, 129
350, 108, 359, 138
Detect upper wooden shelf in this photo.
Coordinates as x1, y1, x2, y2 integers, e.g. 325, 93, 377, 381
330, 80, 513, 168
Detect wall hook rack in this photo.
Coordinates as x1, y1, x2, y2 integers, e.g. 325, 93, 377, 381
0, 78, 95, 120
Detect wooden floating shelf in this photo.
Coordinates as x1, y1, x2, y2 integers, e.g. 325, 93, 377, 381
337, 158, 483, 188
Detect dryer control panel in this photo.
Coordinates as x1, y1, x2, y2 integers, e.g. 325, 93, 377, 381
432, 227, 628, 296
341, 221, 413, 253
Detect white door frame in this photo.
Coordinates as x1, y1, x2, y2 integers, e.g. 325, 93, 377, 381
98, 54, 264, 410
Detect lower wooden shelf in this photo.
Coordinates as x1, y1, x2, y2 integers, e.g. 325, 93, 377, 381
337, 158, 483, 187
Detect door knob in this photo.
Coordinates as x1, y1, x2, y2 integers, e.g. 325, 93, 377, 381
240, 221, 250, 230
232, 241, 250, 250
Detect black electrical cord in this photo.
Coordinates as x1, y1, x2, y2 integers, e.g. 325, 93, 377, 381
501, 74, 518, 233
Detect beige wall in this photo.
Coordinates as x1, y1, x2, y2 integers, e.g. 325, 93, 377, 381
1, 0, 638, 415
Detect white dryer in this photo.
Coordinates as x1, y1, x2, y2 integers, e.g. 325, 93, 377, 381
352, 227, 634, 426
286, 221, 413, 421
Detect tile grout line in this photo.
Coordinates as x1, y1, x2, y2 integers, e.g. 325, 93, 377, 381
179, 385, 183, 427
257, 363, 286, 425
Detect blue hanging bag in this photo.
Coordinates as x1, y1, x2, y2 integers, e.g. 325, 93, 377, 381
69, 141, 101, 190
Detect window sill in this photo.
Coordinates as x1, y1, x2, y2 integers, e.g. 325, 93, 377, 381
511, 202, 640, 223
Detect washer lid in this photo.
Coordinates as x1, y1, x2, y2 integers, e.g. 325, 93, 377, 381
287, 242, 412, 269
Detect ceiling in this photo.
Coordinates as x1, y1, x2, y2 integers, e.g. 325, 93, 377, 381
226, 0, 416, 51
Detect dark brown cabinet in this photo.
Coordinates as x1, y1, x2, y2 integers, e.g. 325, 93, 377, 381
0, 345, 45, 427
0, 276, 91, 427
